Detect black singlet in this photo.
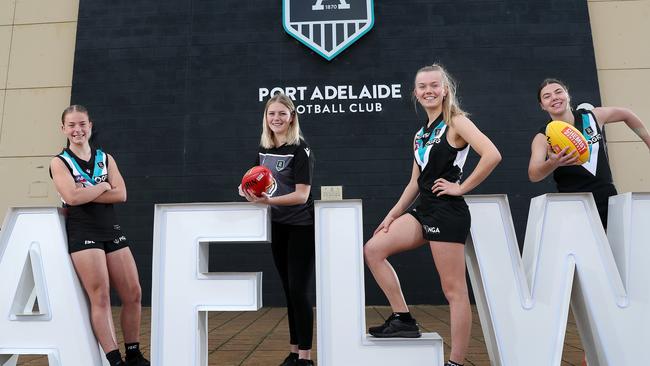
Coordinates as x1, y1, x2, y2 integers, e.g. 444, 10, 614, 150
413, 114, 470, 203
54, 148, 121, 242
537, 109, 617, 210
256, 139, 314, 225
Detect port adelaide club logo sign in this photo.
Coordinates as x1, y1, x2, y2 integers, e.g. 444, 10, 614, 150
283, 0, 375, 61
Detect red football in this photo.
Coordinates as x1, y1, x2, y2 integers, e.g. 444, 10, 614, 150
241, 165, 275, 197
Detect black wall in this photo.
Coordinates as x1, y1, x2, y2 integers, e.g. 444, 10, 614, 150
71, 0, 601, 306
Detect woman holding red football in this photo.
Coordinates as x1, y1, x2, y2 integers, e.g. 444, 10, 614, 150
239, 93, 315, 366
363, 64, 501, 366
528, 78, 650, 228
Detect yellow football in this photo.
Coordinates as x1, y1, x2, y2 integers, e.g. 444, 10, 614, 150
545, 120, 590, 165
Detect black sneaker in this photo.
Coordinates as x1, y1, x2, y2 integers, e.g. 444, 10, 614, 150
369, 313, 421, 338
296, 359, 314, 366
279, 352, 298, 366
125, 354, 150, 366
445, 361, 464, 366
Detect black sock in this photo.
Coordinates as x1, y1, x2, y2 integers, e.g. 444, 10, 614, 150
445, 360, 464, 366
106, 349, 124, 366
395, 312, 414, 322
125, 342, 141, 360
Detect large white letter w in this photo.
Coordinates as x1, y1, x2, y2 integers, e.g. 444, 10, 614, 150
465, 193, 649, 366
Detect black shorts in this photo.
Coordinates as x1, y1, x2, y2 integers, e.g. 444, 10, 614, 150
408, 199, 471, 243
68, 234, 129, 254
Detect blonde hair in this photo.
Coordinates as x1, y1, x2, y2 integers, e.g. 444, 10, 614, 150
260, 93, 302, 149
414, 64, 467, 126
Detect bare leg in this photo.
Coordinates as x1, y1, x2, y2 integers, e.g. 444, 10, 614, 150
298, 349, 311, 360
106, 247, 143, 343
430, 242, 471, 363
71, 249, 118, 352
364, 214, 426, 312
287, 344, 311, 360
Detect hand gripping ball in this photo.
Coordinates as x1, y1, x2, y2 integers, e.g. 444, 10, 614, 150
545, 120, 590, 164
241, 166, 276, 197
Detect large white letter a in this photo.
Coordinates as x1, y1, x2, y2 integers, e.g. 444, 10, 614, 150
0, 208, 106, 365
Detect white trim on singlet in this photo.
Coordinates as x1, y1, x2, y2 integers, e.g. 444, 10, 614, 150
582, 113, 599, 176
259, 153, 295, 158
452, 144, 470, 177
415, 143, 433, 170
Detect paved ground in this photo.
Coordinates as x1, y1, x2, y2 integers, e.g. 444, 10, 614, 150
15, 305, 585, 365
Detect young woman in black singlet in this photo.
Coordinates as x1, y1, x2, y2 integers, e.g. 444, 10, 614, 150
50, 105, 149, 366
529, 79, 650, 228
364, 65, 502, 366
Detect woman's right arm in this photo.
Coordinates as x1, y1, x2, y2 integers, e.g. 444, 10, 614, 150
528, 133, 577, 182
373, 160, 421, 235
50, 158, 111, 206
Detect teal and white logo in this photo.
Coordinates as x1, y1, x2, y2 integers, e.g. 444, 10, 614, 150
283, 0, 374, 61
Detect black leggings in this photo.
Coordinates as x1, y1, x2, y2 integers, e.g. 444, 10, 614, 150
271, 222, 315, 350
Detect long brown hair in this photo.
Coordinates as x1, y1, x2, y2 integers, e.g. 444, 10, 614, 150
537, 78, 569, 103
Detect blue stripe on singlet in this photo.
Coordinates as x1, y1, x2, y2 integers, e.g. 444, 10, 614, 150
61, 150, 95, 185
61, 149, 106, 186
581, 113, 593, 156
418, 121, 445, 162
417, 120, 446, 165
417, 127, 428, 162
93, 150, 105, 178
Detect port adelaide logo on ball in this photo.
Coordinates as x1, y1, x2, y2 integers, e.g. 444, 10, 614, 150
283, 0, 375, 61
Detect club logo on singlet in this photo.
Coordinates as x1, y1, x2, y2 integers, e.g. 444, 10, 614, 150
583, 125, 602, 145
276, 160, 286, 171
433, 128, 444, 144
425, 127, 444, 146
73, 170, 107, 185
93, 175, 108, 184
98, 162, 105, 169
587, 133, 602, 145
283, 0, 375, 61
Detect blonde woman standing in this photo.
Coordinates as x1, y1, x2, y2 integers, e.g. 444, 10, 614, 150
364, 65, 501, 366
240, 94, 316, 366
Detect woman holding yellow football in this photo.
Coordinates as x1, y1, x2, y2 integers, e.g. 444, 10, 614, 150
528, 78, 650, 227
